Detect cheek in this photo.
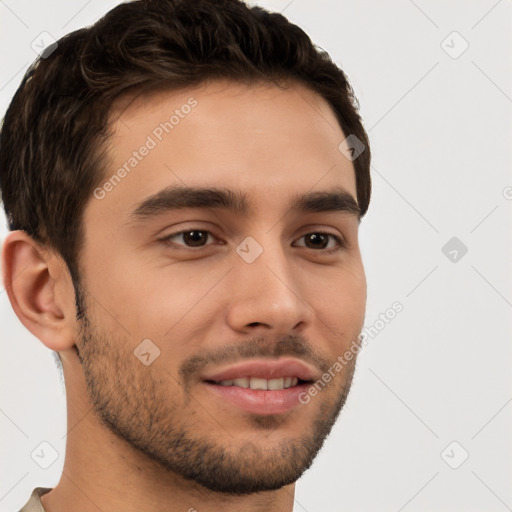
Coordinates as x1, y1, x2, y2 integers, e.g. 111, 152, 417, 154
88, 257, 224, 357
310, 262, 367, 333
342, 267, 367, 317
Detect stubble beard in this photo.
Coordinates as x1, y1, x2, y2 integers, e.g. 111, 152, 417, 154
74, 298, 358, 495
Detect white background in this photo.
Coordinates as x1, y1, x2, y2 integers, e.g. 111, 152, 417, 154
1, 1, 511, 511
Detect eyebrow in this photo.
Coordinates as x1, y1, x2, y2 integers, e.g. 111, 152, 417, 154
129, 185, 361, 222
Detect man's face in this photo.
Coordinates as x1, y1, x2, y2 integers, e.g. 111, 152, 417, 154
76, 80, 366, 494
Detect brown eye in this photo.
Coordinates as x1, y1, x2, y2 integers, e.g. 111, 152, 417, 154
181, 230, 209, 247
161, 229, 215, 248
294, 232, 345, 253
304, 233, 329, 249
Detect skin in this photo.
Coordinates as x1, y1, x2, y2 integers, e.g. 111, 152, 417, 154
2, 79, 367, 512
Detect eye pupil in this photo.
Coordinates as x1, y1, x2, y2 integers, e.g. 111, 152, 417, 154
306, 233, 328, 249
184, 230, 207, 247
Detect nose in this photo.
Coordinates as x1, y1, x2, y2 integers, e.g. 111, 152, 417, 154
226, 239, 314, 335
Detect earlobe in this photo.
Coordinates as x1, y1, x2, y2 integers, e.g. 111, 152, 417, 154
1, 230, 77, 352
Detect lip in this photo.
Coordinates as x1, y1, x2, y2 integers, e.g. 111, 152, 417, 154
200, 358, 318, 415
203, 381, 312, 415
200, 357, 319, 383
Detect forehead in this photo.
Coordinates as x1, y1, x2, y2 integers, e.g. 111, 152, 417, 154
91, 80, 357, 222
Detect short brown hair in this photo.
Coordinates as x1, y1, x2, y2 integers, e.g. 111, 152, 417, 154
0, 0, 371, 287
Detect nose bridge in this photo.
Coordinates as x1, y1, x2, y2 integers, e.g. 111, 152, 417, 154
227, 230, 313, 332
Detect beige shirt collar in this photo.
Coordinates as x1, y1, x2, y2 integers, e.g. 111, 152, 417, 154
18, 487, 52, 512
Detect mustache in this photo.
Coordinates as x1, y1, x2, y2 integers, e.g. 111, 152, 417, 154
179, 334, 331, 384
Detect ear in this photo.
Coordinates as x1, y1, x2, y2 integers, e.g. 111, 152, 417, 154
1, 230, 77, 351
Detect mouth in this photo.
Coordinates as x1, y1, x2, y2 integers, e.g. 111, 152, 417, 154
204, 376, 307, 389
200, 358, 318, 415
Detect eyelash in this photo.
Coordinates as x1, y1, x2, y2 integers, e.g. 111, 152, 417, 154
159, 229, 347, 254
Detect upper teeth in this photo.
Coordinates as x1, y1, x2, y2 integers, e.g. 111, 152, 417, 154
217, 377, 299, 390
